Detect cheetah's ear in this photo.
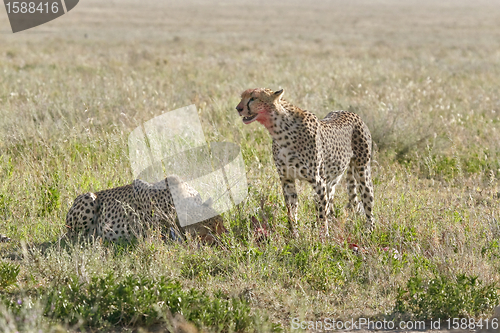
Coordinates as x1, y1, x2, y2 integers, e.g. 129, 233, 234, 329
272, 88, 284, 101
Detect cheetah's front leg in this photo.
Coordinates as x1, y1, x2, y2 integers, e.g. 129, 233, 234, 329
281, 178, 299, 238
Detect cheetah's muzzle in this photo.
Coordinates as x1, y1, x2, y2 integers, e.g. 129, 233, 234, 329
242, 114, 257, 124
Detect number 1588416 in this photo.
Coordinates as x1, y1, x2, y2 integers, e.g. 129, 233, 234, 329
5, 2, 59, 14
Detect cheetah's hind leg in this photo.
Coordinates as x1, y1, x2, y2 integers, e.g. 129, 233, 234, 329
345, 160, 364, 214
352, 161, 375, 232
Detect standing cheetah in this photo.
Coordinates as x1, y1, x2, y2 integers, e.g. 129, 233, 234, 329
66, 175, 227, 244
236, 88, 374, 237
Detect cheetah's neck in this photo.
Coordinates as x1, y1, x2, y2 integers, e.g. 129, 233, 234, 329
265, 100, 316, 142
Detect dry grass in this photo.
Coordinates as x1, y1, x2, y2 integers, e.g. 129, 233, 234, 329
1, 0, 500, 331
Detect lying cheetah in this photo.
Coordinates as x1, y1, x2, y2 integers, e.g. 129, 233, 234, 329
236, 88, 374, 237
66, 175, 227, 244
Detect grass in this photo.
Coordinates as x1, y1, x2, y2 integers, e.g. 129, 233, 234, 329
395, 273, 500, 320
43, 272, 261, 330
1, 0, 500, 331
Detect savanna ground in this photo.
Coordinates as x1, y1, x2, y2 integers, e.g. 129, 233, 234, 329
1, 0, 500, 331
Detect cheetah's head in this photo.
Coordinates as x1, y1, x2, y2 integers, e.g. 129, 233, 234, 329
183, 199, 228, 245
236, 88, 284, 128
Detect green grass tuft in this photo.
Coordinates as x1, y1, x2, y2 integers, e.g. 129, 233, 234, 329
395, 273, 500, 320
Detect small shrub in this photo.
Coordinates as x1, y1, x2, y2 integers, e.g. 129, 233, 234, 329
481, 239, 500, 259
0, 261, 20, 290
180, 253, 235, 280
38, 182, 61, 217
0, 296, 51, 332
44, 272, 271, 331
395, 273, 499, 319
285, 244, 347, 292
463, 153, 489, 174
420, 150, 496, 180
0, 193, 12, 218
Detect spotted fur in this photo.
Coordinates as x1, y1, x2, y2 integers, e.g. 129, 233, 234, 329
65, 175, 227, 244
236, 88, 374, 237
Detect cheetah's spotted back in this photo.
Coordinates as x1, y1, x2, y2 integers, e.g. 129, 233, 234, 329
65, 175, 227, 243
